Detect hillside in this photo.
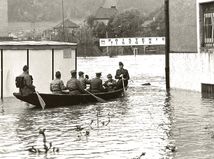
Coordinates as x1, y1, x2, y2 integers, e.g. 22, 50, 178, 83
8, 0, 162, 22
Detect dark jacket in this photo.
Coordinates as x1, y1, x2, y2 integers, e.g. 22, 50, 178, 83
90, 77, 105, 93
115, 68, 130, 88
50, 79, 66, 94
115, 68, 130, 81
66, 78, 85, 95
19, 72, 35, 96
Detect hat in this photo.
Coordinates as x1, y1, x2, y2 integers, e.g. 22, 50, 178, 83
119, 62, 124, 66
23, 65, 29, 72
78, 71, 84, 76
70, 70, 76, 74
96, 72, 102, 76
107, 74, 112, 78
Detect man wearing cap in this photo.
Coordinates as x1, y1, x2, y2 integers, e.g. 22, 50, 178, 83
90, 72, 106, 93
66, 70, 86, 95
16, 65, 35, 96
115, 62, 130, 89
78, 71, 90, 89
103, 74, 117, 91
50, 71, 66, 94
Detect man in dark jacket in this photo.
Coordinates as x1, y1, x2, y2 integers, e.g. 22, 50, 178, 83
115, 62, 130, 89
18, 65, 35, 96
66, 70, 86, 95
90, 72, 106, 93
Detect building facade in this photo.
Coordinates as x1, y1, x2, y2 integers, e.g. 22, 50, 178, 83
0, 41, 77, 98
0, 0, 8, 37
170, 0, 214, 92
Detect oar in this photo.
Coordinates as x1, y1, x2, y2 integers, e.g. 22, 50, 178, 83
121, 77, 126, 95
85, 90, 106, 103
35, 91, 46, 110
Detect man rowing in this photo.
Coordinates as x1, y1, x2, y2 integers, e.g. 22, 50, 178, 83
115, 62, 130, 89
66, 70, 86, 95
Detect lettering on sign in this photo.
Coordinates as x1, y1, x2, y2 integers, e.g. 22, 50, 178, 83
99, 37, 165, 47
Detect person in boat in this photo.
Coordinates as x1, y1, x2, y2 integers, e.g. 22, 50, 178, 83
16, 65, 35, 96
103, 74, 117, 91
50, 71, 66, 94
78, 71, 90, 89
115, 62, 130, 89
90, 72, 106, 93
66, 70, 86, 95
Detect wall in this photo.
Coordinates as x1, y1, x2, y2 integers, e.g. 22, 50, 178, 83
0, 48, 76, 97
0, 0, 8, 37
170, 53, 214, 92
169, 0, 198, 52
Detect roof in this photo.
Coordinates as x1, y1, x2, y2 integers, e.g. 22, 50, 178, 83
0, 41, 77, 50
54, 19, 79, 29
94, 7, 118, 20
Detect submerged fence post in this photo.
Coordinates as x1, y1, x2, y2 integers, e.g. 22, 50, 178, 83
165, 0, 170, 91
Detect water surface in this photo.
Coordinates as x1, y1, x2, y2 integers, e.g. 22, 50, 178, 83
0, 55, 214, 159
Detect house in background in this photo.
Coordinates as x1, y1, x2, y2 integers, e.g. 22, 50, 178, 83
42, 19, 79, 42
94, 6, 118, 25
169, 0, 214, 92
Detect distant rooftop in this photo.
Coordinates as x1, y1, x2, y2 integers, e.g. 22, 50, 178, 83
94, 7, 118, 20
0, 41, 77, 50
54, 19, 79, 29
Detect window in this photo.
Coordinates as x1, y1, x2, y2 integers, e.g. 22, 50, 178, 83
63, 49, 72, 58
204, 13, 214, 46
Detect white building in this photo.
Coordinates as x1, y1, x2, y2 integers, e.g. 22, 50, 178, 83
169, 0, 214, 92
0, 41, 77, 98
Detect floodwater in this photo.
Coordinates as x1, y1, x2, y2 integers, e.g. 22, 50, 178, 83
0, 55, 214, 159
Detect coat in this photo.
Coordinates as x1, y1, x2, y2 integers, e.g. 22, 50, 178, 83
90, 77, 105, 93
50, 79, 66, 94
19, 72, 35, 96
66, 78, 85, 95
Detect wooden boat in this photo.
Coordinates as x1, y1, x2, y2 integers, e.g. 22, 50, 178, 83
13, 89, 124, 108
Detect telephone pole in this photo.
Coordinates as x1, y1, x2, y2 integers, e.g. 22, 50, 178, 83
165, 0, 170, 91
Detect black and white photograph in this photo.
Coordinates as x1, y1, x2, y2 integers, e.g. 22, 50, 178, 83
0, 0, 214, 158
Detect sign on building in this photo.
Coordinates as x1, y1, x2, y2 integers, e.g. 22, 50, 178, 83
99, 37, 165, 47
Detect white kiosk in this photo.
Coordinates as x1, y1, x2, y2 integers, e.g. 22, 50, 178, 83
0, 41, 77, 98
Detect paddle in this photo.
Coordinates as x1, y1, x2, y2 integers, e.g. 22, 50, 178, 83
35, 91, 46, 110
85, 90, 106, 103
121, 77, 126, 95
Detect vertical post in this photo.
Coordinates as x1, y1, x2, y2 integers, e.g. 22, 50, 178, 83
52, 49, 54, 80
106, 31, 109, 55
1, 49, 3, 100
62, 0, 65, 42
75, 47, 77, 71
165, 0, 170, 91
27, 49, 29, 68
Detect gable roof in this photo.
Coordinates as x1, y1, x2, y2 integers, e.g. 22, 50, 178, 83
54, 19, 79, 29
94, 7, 118, 20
